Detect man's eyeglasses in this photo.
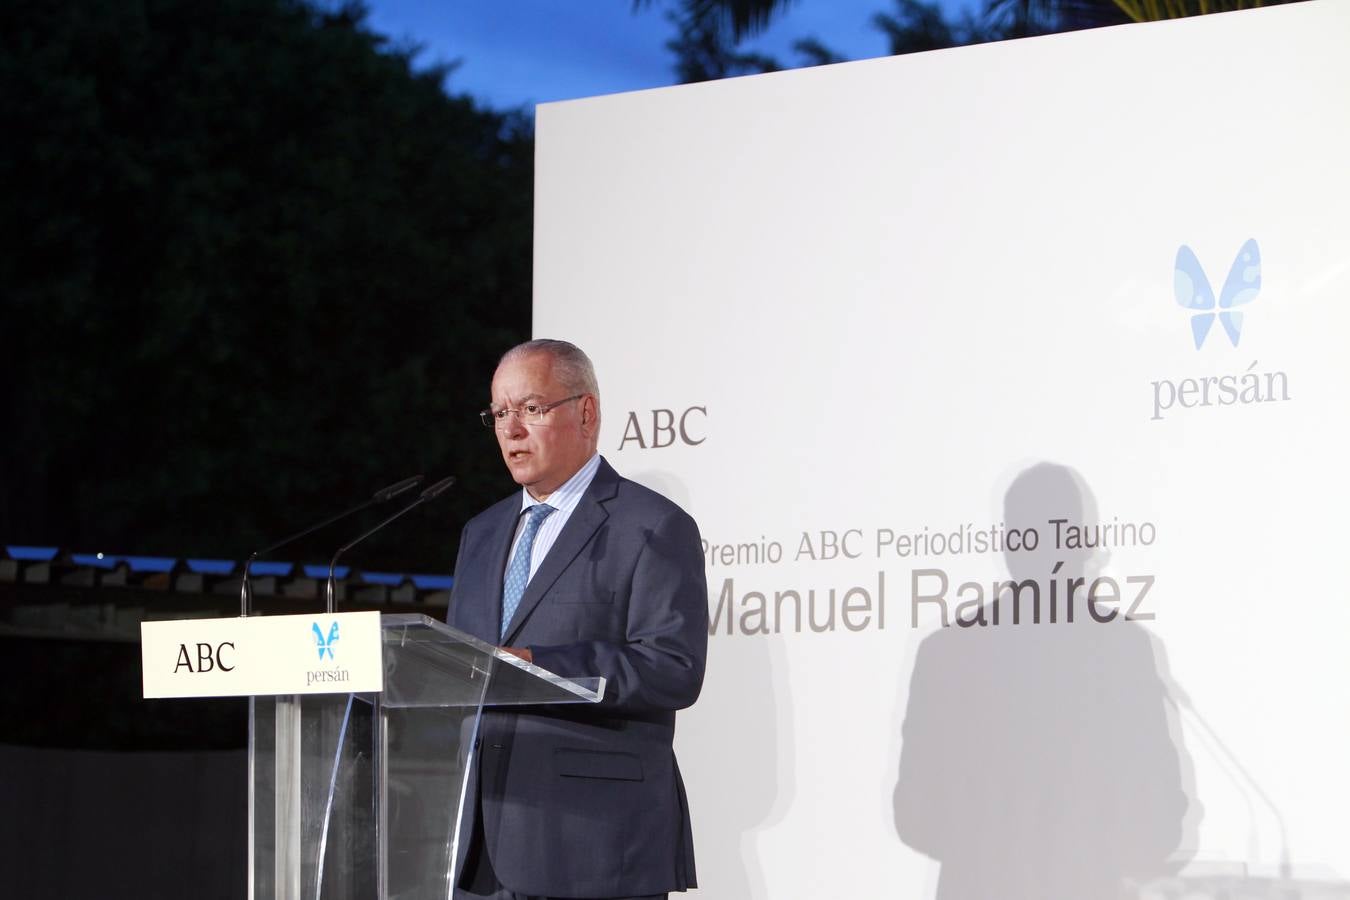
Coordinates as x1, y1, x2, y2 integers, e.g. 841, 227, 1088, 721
480, 394, 584, 429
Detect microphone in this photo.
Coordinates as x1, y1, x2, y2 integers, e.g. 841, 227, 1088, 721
373, 476, 425, 502
324, 476, 456, 614
238, 475, 424, 616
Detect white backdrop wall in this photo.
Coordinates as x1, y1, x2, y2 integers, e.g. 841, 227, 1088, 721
533, 3, 1350, 897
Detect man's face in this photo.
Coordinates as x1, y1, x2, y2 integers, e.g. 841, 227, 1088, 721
489, 351, 597, 500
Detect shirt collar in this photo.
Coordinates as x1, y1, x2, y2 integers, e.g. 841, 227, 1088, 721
519, 452, 602, 516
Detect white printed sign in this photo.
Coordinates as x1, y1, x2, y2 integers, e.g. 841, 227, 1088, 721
141, 611, 383, 698
535, 2, 1350, 897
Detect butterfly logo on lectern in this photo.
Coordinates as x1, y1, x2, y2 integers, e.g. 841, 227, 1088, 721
1174, 239, 1261, 349
312, 621, 339, 661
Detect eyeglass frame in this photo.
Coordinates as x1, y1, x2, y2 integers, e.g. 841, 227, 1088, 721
480, 393, 586, 429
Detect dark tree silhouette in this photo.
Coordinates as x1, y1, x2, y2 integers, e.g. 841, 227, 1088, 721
653, 0, 1303, 79
0, 0, 535, 570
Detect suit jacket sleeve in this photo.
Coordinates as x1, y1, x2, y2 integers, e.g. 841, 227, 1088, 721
527, 503, 709, 715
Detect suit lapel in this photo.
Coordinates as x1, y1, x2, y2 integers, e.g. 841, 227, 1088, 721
500, 460, 619, 645
458, 499, 520, 643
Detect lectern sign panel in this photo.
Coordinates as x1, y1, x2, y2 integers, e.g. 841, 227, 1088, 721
140, 611, 383, 698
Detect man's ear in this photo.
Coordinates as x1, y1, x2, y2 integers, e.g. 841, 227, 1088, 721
581, 394, 599, 430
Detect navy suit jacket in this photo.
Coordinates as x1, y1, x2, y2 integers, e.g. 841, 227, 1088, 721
448, 457, 708, 897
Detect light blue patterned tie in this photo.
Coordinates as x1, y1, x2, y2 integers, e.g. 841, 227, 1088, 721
501, 504, 556, 639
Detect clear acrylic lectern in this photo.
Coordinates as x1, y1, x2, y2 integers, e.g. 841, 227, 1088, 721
248, 614, 604, 900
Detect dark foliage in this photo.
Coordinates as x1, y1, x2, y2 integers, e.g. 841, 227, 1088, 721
0, 0, 533, 571
638, 0, 793, 42
666, 1, 783, 82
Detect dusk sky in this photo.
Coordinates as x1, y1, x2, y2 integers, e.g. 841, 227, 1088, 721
360, 0, 966, 111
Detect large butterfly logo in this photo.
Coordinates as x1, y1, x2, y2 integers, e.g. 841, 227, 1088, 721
1174, 239, 1261, 349
312, 621, 340, 661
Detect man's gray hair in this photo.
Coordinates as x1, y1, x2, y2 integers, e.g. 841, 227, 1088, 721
500, 339, 600, 398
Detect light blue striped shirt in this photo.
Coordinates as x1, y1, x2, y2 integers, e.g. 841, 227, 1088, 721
506, 453, 602, 583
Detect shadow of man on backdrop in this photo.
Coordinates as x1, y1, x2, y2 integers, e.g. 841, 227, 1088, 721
893, 462, 1196, 900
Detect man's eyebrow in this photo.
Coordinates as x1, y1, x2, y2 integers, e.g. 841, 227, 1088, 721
492, 392, 545, 407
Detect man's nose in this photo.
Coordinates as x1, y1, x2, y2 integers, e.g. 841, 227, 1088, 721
501, 412, 528, 438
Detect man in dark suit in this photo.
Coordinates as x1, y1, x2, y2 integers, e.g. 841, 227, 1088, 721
449, 339, 708, 900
